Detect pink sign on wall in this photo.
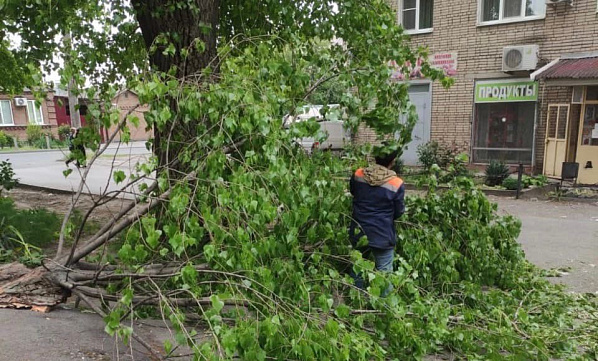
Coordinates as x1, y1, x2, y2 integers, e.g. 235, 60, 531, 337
430, 52, 458, 76
390, 52, 458, 80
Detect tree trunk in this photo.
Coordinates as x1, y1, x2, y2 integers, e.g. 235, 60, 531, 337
131, 0, 221, 170
0, 263, 62, 311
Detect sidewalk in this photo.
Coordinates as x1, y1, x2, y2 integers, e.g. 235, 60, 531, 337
4, 142, 153, 198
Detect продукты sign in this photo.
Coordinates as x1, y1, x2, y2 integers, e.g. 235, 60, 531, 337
475, 81, 538, 103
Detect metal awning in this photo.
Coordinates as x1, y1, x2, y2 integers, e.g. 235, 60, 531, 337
531, 52, 598, 84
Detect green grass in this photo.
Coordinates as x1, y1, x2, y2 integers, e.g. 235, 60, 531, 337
0, 197, 62, 248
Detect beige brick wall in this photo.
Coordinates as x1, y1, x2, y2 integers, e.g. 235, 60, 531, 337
384, 0, 598, 170
110, 91, 151, 142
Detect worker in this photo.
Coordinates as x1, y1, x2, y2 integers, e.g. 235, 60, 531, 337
349, 146, 405, 296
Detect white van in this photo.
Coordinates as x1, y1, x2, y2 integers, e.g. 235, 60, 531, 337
284, 105, 351, 153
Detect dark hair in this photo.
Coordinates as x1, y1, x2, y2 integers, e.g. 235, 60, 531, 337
375, 148, 399, 167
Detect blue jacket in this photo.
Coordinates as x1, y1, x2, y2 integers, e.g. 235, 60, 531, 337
349, 167, 405, 250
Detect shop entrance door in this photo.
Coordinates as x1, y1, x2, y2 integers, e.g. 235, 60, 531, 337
400, 84, 432, 166
543, 104, 570, 178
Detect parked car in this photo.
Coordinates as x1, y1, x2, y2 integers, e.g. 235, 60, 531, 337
284, 105, 351, 153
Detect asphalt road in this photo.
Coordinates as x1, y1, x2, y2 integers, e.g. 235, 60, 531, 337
493, 196, 598, 293
0, 306, 185, 361
2, 142, 151, 197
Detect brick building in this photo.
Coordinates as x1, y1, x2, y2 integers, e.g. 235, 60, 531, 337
109, 90, 151, 142
0, 92, 58, 140
381, 0, 598, 184
0, 89, 151, 144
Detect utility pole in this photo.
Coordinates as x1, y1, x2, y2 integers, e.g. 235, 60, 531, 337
64, 32, 81, 128
68, 78, 81, 129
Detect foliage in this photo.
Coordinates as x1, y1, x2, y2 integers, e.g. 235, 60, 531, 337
0, 197, 61, 248
502, 177, 520, 190
0, 130, 14, 148
25, 124, 43, 144
2, 0, 596, 360
416, 141, 467, 178
58, 125, 72, 141
523, 174, 549, 188
0, 160, 18, 194
0, 224, 43, 267
485, 160, 510, 186
502, 174, 549, 190
392, 157, 405, 176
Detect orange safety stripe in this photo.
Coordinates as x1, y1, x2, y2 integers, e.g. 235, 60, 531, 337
387, 177, 404, 188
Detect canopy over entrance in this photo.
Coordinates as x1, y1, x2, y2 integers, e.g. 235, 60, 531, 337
532, 52, 598, 84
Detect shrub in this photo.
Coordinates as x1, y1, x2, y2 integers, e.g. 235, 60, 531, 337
502, 177, 519, 190
0, 131, 13, 148
0, 160, 18, 194
32, 136, 50, 149
58, 124, 72, 141
485, 160, 510, 186
26, 124, 44, 144
392, 157, 405, 175
523, 174, 549, 188
417, 141, 453, 171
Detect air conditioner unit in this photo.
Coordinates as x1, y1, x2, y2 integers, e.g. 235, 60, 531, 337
546, 0, 573, 5
502, 45, 539, 72
14, 98, 27, 107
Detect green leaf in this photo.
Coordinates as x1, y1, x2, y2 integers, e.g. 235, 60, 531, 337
113, 170, 126, 184
210, 294, 224, 313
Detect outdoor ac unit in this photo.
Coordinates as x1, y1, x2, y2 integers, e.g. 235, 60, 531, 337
502, 45, 539, 72
14, 98, 27, 107
546, 0, 573, 5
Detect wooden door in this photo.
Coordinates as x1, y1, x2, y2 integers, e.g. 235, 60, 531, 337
543, 104, 570, 177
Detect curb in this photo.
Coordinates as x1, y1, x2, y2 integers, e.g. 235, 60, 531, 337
15, 183, 77, 195
404, 182, 558, 200
0, 148, 68, 155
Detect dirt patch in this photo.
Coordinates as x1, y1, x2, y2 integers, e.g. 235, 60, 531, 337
7, 186, 133, 225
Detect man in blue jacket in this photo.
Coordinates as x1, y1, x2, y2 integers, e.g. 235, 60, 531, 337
349, 147, 405, 294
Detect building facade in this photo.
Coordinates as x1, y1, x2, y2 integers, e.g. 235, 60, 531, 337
383, 0, 598, 184
0, 92, 58, 140
109, 90, 151, 142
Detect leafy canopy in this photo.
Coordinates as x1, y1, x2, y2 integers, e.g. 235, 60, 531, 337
2, 1, 596, 361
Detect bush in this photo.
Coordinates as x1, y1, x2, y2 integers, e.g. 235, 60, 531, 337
392, 157, 405, 175
26, 124, 44, 144
0, 160, 17, 194
0, 131, 14, 149
58, 124, 71, 141
417, 141, 453, 171
485, 160, 510, 186
502, 177, 519, 190
523, 174, 549, 188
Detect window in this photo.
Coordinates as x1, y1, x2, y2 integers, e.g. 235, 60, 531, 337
474, 102, 536, 164
399, 0, 434, 33
480, 0, 545, 24
26, 100, 44, 125
473, 80, 538, 164
581, 105, 598, 146
0, 101, 14, 125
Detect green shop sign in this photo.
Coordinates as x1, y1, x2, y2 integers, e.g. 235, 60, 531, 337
475, 81, 538, 103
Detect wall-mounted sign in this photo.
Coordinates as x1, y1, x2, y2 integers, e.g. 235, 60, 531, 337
430, 53, 458, 76
389, 52, 458, 81
475, 80, 538, 103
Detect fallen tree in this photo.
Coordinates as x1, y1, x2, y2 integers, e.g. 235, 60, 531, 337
1, 1, 597, 360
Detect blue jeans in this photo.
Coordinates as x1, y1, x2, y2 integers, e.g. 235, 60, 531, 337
352, 247, 394, 297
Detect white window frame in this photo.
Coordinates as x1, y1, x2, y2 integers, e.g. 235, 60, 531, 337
26, 100, 44, 125
398, 0, 434, 35
477, 0, 546, 26
0, 100, 15, 126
